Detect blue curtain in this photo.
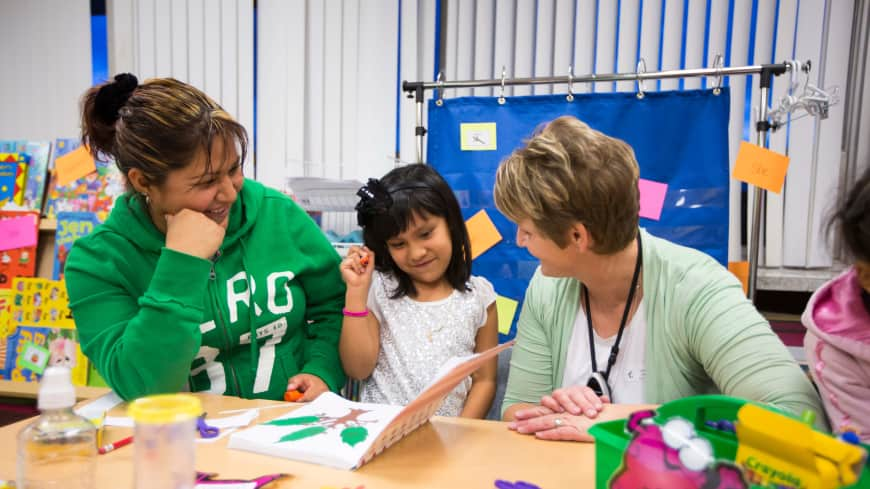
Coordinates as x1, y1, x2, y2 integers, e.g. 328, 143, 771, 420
427, 88, 731, 342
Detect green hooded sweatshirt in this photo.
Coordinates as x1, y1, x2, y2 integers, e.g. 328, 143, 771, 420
65, 179, 346, 401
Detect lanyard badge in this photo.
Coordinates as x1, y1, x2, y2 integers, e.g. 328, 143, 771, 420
584, 232, 643, 399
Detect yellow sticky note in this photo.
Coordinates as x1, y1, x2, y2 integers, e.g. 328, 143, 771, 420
55, 145, 97, 187
465, 210, 502, 259
732, 142, 790, 194
460, 122, 497, 151
496, 296, 519, 335
728, 261, 749, 295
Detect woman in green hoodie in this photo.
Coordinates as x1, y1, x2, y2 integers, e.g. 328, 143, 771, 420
66, 74, 346, 401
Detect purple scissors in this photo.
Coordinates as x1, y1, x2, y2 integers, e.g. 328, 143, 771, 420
494, 480, 542, 489
197, 414, 220, 439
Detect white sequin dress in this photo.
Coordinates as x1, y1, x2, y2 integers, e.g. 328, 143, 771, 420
361, 270, 497, 416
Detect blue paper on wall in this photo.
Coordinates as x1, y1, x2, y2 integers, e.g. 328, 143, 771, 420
427, 89, 731, 341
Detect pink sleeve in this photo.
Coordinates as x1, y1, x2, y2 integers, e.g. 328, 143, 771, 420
805, 331, 870, 441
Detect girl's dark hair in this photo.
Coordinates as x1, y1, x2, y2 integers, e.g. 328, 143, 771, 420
80, 73, 248, 190
830, 167, 870, 262
356, 164, 472, 299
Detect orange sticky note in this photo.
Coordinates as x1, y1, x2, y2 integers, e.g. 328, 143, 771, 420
54, 145, 97, 187
466, 210, 502, 260
728, 261, 749, 295
732, 142, 790, 194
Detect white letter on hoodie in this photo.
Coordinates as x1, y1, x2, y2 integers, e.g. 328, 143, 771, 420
227, 271, 263, 323
267, 271, 295, 315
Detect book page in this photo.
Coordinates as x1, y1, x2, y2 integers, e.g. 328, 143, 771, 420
228, 392, 403, 470
358, 340, 513, 467
228, 341, 514, 470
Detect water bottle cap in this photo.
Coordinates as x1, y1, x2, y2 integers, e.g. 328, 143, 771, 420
38, 366, 76, 410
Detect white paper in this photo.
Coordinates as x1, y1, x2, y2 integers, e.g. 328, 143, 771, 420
207, 409, 259, 429
105, 410, 257, 432
104, 415, 135, 427
74, 391, 123, 420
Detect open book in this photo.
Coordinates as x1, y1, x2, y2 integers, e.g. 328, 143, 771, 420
228, 341, 513, 470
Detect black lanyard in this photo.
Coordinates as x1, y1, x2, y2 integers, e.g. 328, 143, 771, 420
583, 232, 643, 383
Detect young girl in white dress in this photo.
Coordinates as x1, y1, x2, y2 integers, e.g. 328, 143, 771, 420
339, 164, 498, 418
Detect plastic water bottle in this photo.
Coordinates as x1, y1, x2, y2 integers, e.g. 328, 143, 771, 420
16, 367, 97, 489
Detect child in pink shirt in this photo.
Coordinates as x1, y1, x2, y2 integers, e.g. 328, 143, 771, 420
804, 168, 870, 442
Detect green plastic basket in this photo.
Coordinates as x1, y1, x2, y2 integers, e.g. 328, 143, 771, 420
589, 395, 870, 489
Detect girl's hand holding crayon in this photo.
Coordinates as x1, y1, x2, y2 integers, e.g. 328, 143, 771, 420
340, 246, 375, 291
285, 373, 329, 402
283, 389, 304, 402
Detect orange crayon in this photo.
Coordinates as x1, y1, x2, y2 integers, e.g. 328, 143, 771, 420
284, 389, 304, 402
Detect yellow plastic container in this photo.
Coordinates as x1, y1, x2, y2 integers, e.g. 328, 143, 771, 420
128, 394, 202, 489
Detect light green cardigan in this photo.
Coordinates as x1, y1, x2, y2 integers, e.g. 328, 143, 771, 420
502, 230, 827, 429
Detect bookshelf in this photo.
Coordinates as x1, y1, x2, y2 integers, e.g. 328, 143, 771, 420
38, 219, 56, 231
36, 218, 57, 279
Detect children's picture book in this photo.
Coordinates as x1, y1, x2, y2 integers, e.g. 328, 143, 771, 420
0, 288, 12, 378
0, 210, 39, 289
43, 138, 125, 220
1, 277, 87, 384
0, 153, 29, 208
0, 140, 52, 212
53, 212, 104, 280
228, 341, 513, 470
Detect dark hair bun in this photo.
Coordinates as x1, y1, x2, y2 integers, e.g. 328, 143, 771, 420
94, 73, 139, 125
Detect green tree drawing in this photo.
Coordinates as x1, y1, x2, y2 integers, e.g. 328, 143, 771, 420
266, 408, 374, 446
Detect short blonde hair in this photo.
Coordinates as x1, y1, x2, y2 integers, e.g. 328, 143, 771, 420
493, 116, 639, 253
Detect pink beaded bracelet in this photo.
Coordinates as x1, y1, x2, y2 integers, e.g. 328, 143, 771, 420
342, 308, 369, 318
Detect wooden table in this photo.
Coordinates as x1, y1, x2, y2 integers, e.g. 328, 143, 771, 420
0, 394, 643, 488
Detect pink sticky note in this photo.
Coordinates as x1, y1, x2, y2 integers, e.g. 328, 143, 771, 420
0, 214, 38, 251
638, 178, 668, 221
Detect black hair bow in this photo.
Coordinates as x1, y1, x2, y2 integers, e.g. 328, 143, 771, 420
95, 73, 139, 125
355, 178, 393, 227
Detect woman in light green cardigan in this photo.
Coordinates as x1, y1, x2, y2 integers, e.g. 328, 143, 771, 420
493, 116, 825, 442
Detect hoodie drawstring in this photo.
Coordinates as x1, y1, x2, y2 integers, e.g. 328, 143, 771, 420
239, 239, 260, 379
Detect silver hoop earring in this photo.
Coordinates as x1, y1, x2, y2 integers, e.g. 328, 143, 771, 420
141, 192, 150, 205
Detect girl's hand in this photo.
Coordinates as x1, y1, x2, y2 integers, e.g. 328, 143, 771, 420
340, 246, 375, 290
285, 373, 330, 402
165, 209, 226, 259
540, 385, 610, 418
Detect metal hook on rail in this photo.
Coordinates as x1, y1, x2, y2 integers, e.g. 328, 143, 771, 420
711, 54, 724, 95
635, 59, 647, 99
567, 66, 575, 102
498, 66, 507, 105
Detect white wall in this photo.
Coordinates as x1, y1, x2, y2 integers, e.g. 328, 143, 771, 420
0, 0, 93, 141
256, 0, 399, 190
107, 0, 255, 177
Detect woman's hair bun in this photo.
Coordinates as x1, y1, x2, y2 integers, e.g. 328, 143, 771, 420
94, 73, 139, 125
